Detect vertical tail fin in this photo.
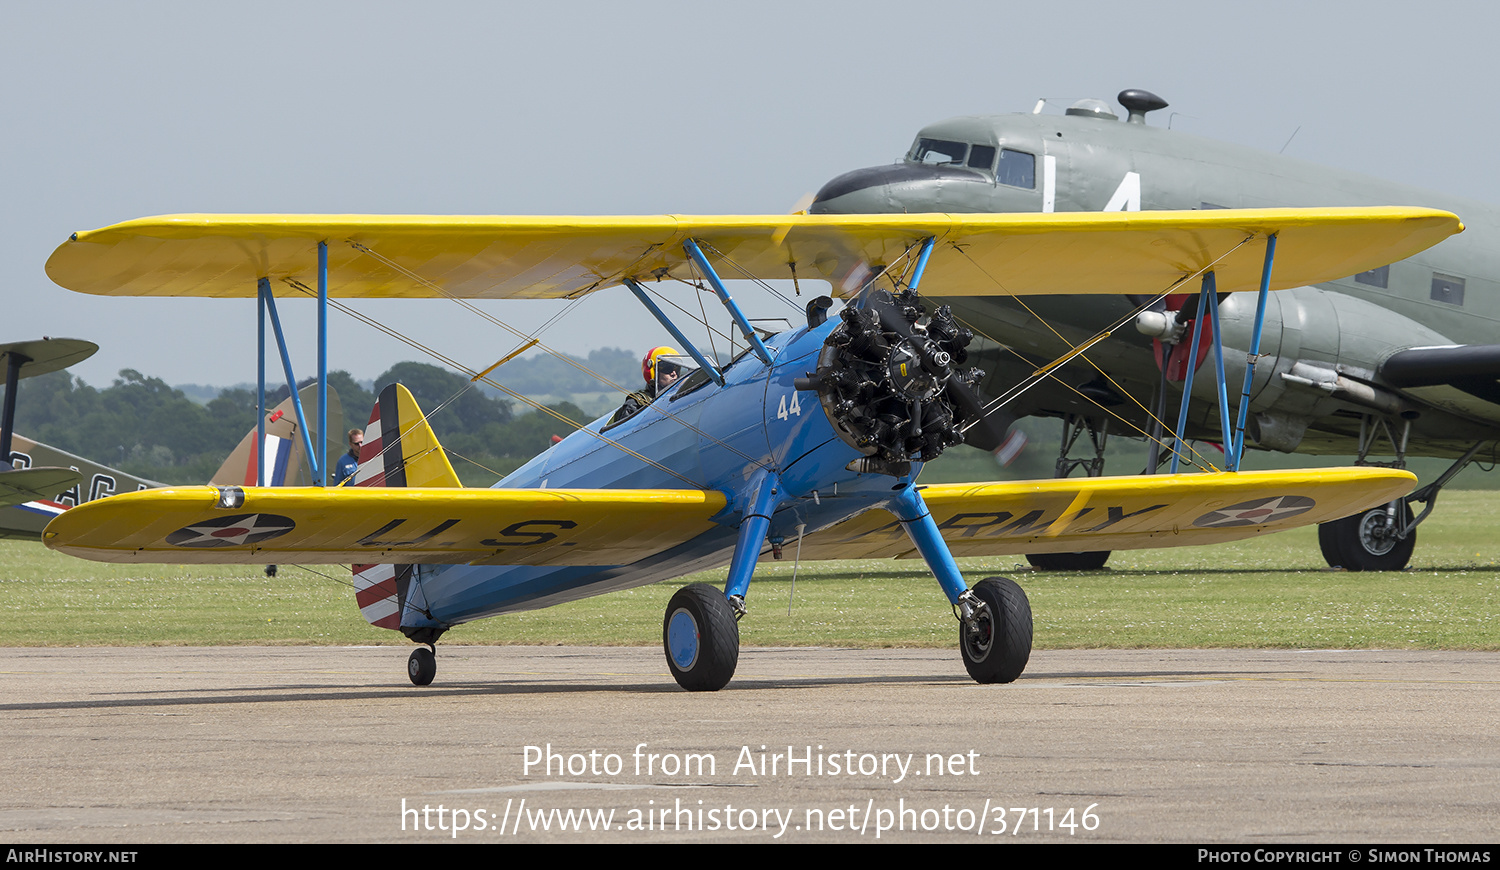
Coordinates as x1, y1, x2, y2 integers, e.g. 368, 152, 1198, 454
351, 382, 460, 632
351, 383, 461, 489
209, 383, 344, 487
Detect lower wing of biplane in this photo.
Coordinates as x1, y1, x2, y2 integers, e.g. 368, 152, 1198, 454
40, 206, 1459, 691
43, 470, 1413, 566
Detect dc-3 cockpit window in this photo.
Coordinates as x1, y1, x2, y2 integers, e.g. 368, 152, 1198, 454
996, 148, 1035, 189
967, 144, 997, 171
913, 138, 968, 165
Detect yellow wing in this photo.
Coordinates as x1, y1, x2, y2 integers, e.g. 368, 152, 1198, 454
47, 208, 1460, 300
791, 468, 1417, 560
41, 486, 727, 566
44, 468, 1413, 567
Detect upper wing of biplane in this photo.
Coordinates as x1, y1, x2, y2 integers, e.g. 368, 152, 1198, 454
46, 208, 1460, 301
43, 467, 1414, 566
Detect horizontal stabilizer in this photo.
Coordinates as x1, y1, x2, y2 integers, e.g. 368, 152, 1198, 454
0, 467, 83, 509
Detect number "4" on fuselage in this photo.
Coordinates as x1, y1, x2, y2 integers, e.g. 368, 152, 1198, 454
776, 391, 802, 421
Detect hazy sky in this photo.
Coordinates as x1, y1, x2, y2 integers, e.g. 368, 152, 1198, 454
6, 1, 1499, 388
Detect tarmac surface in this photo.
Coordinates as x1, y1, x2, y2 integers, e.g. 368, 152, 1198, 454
2, 645, 1496, 843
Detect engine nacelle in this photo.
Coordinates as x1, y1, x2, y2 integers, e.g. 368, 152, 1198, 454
1210, 286, 1455, 450
802, 290, 986, 474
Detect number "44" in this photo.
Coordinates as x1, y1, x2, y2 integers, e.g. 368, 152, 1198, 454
776, 391, 803, 421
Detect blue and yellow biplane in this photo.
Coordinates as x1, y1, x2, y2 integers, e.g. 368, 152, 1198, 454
40, 208, 1459, 690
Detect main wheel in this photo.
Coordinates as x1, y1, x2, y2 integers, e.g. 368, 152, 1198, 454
1025, 551, 1110, 571
960, 577, 1033, 684
1318, 503, 1415, 571
663, 583, 739, 692
408, 647, 436, 686
1316, 521, 1343, 568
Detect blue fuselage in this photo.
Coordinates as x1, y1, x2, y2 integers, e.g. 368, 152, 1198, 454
404, 319, 910, 631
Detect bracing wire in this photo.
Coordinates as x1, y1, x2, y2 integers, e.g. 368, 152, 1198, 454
950, 234, 1261, 471
284, 278, 705, 488
341, 244, 773, 471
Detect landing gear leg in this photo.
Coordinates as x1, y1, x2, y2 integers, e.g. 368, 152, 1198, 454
890, 484, 1033, 684
1027, 415, 1110, 571
1319, 439, 1487, 571
661, 470, 779, 691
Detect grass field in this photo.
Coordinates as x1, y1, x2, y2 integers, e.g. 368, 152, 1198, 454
3, 491, 1496, 650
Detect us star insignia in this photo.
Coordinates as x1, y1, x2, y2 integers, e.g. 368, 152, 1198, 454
1192, 495, 1315, 529
165, 513, 296, 547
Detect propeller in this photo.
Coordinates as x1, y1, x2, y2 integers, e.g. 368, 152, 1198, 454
771, 192, 817, 249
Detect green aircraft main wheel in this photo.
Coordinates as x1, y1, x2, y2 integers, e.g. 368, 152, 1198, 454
1316, 520, 1344, 568
960, 577, 1032, 684
1318, 503, 1416, 572
1024, 551, 1110, 571
663, 583, 739, 692
408, 647, 437, 686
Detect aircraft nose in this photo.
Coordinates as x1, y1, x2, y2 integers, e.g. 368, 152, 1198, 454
810, 163, 985, 214
810, 166, 901, 212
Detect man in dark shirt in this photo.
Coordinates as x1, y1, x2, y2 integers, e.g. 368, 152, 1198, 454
334, 428, 364, 485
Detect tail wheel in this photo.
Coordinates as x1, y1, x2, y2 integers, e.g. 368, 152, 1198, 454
663, 583, 740, 692
1025, 551, 1110, 571
1318, 503, 1415, 571
960, 577, 1033, 684
408, 647, 436, 686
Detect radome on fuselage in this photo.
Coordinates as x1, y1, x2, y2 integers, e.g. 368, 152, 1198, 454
810, 91, 1500, 461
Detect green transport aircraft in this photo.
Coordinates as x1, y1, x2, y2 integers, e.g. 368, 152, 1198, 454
810, 89, 1500, 572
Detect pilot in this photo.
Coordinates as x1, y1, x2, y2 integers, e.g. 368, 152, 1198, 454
610, 346, 682, 424
334, 428, 364, 485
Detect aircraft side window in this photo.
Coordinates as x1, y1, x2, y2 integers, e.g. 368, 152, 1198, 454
967, 144, 997, 171
996, 149, 1035, 189
914, 138, 967, 165
1355, 265, 1389, 289
1431, 273, 1466, 306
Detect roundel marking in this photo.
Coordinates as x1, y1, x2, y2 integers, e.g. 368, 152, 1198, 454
165, 513, 297, 547
1192, 495, 1315, 529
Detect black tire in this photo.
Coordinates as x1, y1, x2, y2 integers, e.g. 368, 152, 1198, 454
1320, 503, 1415, 572
1316, 521, 1344, 568
1025, 551, 1110, 571
960, 577, 1033, 684
663, 583, 740, 692
408, 647, 436, 686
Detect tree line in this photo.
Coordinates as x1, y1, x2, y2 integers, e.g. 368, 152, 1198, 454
9, 360, 609, 485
